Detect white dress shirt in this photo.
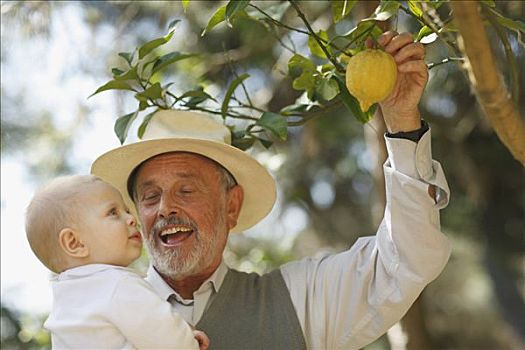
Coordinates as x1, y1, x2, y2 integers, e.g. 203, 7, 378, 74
146, 129, 452, 350
45, 264, 199, 350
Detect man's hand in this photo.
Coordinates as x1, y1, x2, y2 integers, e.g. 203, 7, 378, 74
193, 330, 210, 350
375, 31, 428, 133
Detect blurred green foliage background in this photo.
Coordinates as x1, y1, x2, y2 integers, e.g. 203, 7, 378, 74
1, 1, 524, 349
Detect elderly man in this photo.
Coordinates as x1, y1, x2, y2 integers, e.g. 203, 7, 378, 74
92, 32, 451, 350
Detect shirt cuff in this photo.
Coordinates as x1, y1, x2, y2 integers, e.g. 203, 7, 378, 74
384, 128, 433, 180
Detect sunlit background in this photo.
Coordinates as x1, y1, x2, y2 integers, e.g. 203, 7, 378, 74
2, 1, 524, 349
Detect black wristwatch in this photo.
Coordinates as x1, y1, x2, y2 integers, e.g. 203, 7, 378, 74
386, 120, 429, 142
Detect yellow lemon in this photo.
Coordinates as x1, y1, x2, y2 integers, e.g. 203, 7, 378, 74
345, 49, 397, 112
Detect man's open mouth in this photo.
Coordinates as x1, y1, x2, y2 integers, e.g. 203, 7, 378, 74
159, 225, 194, 245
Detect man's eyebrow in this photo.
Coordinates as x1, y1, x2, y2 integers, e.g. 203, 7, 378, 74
174, 171, 195, 179
136, 180, 156, 192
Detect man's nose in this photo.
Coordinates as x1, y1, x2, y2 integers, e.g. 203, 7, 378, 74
158, 194, 180, 218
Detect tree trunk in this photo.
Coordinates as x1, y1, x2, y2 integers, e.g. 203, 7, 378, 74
450, 1, 525, 166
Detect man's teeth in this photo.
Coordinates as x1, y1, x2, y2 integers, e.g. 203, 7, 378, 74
160, 227, 192, 236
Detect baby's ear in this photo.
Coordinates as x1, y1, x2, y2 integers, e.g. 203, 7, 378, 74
58, 228, 89, 258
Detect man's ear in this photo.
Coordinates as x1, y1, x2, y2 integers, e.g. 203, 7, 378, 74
58, 228, 89, 258
226, 185, 244, 229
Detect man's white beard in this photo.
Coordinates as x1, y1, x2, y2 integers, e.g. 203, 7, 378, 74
146, 237, 211, 280
144, 217, 225, 280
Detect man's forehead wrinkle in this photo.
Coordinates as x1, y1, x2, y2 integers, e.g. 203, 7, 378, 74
140, 169, 199, 182
149, 151, 208, 164
148, 151, 222, 170
141, 154, 221, 178
136, 169, 206, 190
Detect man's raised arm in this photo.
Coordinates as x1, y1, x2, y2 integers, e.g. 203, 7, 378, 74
280, 31, 451, 350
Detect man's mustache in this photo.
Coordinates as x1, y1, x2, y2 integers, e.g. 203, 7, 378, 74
151, 215, 198, 237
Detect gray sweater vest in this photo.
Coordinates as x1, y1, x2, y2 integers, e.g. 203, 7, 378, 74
196, 269, 307, 350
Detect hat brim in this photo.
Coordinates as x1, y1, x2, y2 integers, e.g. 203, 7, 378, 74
91, 138, 276, 233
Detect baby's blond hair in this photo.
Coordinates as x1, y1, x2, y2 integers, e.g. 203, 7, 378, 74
25, 175, 102, 273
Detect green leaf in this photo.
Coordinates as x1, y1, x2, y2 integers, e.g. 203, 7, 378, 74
186, 96, 209, 107
280, 103, 311, 116
415, 25, 433, 42
89, 80, 134, 98
112, 68, 125, 77
151, 52, 196, 74
202, 5, 227, 36
232, 135, 255, 150
182, 0, 190, 10
221, 73, 250, 118
332, 0, 357, 23
181, 88, 216, 107
308, 30, 331, 59
485, 7, 525, 48
407, 0, 423, 18
231, 129, 256, 150
137, 110, 157, 139
139, 100, 149, 111
494, 14, 525, 33
142, 56, 159, 68
114, 111, 139, 144
334, 74, 374, 124
118, 51, 136, 66
316, 77, 340, 101
138, 20, 180, 59
180, 87, 216, 100
225, 0, 250, 23
415, 25, 438, 44
342, 20, 381, 47
135, 82, 164, 102
256, 136, 273, 149
321, 63, 334, 73
371, 1, 401, 21
293, 73, 317, 92
231, 129, 246, 139
167, 19, 180, 33
256, 112, 288, 141
288, 54, 318, 93
114, 67, 139, 81
288, 54, 316, 78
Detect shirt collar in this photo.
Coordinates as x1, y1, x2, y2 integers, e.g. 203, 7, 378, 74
145, 261, 229, 302
55, 264, 141, 281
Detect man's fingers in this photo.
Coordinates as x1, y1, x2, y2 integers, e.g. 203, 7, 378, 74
193, 330, 210, 350
378, 31, 398, 47
369, 33, 423, 63
394, 42, 425, 63
384, 32, 414, 54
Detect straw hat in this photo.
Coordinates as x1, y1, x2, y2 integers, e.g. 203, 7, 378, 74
91, 110, 276, 233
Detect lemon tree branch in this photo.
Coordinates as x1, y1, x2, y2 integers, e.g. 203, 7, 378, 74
289, 0, 344, 72
451, 1, 525, 165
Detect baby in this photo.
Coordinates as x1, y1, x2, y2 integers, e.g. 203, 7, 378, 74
25, 175, 209, 350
